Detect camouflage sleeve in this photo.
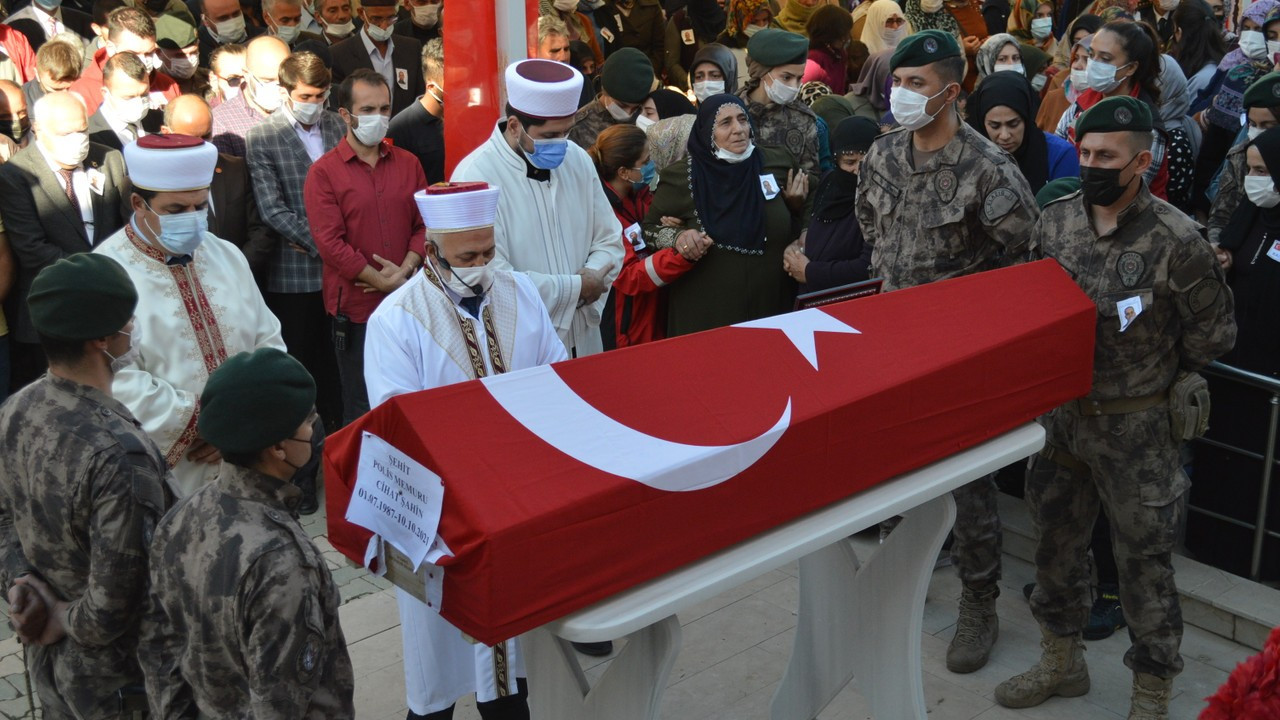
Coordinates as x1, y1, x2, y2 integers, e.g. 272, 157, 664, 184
239, 550, 333, 718
854, 150, 879, 250
62, 452, 165, 647
1171, 237, 1238, 370
0, 501, 33, 593
979, 162, 1041, 267
1207, 154, 1243, 245
138, 585, 198, 719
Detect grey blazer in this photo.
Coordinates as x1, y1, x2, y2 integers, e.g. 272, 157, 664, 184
0, 141, 130, 342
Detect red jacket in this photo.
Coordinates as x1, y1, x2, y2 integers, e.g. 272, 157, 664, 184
605, 182, 695, 348
0, 25, 35, 83
70, 47, 181, 115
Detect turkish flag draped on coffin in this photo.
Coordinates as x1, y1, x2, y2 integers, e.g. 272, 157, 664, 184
326, 260, 1096, 645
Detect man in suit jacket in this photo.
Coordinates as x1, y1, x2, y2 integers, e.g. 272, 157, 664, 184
262, 0, 332, 65
162, 93, 274, 281
86, 51, 164, 150
0, 91, 129, 390
6, 0, 94, 53
194, 0, 265, 66
327, 0, 422, 116
69, 7, 181, 115
245, 50, 344, 480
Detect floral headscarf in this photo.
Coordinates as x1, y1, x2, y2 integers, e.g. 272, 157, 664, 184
902, 0, 964, 45
726, 0, 771, 38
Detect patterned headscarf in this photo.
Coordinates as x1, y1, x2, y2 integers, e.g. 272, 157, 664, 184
902, 0, 964, 45
799, 81, 833, 105
976, 33, 1022, 78
1220, 0, 1280, 73
1008, 0, 1055, 49
726, 0, 771, 38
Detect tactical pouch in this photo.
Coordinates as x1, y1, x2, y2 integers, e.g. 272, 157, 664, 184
1169, 371, 1211, 441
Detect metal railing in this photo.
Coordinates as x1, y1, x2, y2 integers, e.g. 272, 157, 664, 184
1191, 361, 1280, 581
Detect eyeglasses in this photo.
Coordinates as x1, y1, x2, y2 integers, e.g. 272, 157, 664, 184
884, 17, 906, 27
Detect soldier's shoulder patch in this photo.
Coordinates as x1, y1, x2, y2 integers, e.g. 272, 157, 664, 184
982, 187, 1021, 224
1186, 278, 1222, 315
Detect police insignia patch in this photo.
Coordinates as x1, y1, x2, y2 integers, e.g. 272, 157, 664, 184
298, 636, 320, 677
1187, 279, 1221, 314
1115, 107, 1132, 125
981, 188, 1019, 224
936, 170, 957, 202
1117, 251, 1145, 288
925, 38, 938, 53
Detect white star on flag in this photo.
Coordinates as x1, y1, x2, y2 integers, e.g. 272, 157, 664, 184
733, 309, 861, 371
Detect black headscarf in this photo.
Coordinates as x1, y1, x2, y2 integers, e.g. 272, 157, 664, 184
687, 0, 728, 41
690, 43, 740, 96
649, 88, 697, 119
968, 71, 1051, 192
814, 116, 880, 221
1221, 128, 1280, 248
688, 94, 766, 254
1254, 127, 1280, 188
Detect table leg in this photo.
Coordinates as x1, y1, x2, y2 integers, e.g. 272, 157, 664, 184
770, 493, 957, 720
525, 614, 682, 720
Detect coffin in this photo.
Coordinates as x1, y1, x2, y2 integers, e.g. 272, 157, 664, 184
325, 259, 1096, 645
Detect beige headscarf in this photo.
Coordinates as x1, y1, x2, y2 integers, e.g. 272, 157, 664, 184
860, 1, 912, 55
776, 0, 837, 34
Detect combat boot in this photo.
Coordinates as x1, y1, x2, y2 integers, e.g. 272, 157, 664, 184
1128, 672, 1171, 720
946, 585, 999, 673
994, 628, 1090, 708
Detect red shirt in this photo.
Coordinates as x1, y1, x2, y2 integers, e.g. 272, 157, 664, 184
304, 137, 428, 323
70, 47, 181, 115
605, 183, 695, 348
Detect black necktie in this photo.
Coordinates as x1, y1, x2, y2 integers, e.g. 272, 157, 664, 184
460, 296, 481, 318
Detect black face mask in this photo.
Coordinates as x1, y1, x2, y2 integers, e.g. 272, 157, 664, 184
1080, 153, 1139, 207
0, 118, 28, 142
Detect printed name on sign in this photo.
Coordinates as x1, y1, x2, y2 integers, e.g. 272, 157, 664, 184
346, 432, 445, 570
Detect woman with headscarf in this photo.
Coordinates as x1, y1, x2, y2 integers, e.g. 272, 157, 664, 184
777, 0, 835, 34
1048, 12, 1101, 72
803, 4, 855, 91
1189, 126, 1280, 574
845, 48, 893, 120
976, 33, 1028, 79
969, 71, 1078, 193
641, 94, 811, 335
540, 0, 605, 66
784, 115, 878, 292
664, 0, 728, 90
860, 1, 913, 55
1037, 31, 1091, 131
740, 27, 822, 174
645, 43, 739, 187
903, 0, 965, 47
718, 0, 774, 81
639, 87, 697, 132
1008, 0, 1056, 52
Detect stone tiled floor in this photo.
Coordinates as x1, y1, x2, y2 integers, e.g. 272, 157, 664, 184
0, 496, 1257, 719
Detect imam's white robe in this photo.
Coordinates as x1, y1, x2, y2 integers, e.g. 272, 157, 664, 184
95, 222, 285, 497
364, 265, 567, 714
451, 121, 624, 358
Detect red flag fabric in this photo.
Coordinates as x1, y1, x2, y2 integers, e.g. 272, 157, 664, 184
326, 260, 1096, 645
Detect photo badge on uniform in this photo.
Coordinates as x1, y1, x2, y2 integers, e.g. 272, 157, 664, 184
396, 68, 409, 90
624, 222, 644, 252
87, 168, 106, 195
1267, 240, 1280, 263
1117, 295, 1143, 332
681, 28, 695, 45
760, 173, 780, 200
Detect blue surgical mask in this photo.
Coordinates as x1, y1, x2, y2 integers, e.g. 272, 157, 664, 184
520, 124, 568, 170
146, 201, 209, 256
634, 159, 655, 189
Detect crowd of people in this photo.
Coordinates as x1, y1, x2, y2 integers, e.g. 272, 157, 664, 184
0, 0, 1270, 717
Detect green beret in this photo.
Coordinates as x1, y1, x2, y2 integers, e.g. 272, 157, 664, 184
28, 254, 137, 341
1244, 72, 1280, 109
747, 28, 809, 68
889, 30, 961, 72
199, 349, 316, 455
600, 48, 656, 105
155, 13, 197, 50
1074, 95, 1152, 140
1035, 177, 1082, 208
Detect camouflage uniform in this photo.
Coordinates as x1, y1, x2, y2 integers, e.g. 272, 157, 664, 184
738, 81, 821, 174
141, 463, 355, 717
1206, 142, 1247, 245
568, 98, 622, 150
0, 375, 172, 719
856, 121, 1040, 593
1027, 186, 1236, 678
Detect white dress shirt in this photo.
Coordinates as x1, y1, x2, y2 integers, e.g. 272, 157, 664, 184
283, 102, 325, 161
359, 28, 396, 94
37, 140, 94, 244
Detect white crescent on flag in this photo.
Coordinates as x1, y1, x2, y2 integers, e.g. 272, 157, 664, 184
481, 365, 791, 492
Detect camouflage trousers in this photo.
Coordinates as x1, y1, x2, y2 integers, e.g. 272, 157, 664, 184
28, 642, 147, 719
951, 475, 1003, 591
1026, 404, 1188, 679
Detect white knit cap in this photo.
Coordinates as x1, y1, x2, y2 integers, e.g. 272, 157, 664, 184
504, 59, 583, 119
415, 183, 501, 233
123, 134, 218, 192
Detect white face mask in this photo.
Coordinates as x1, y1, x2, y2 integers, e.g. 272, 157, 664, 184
1240, 30, 1268, 60
921, 0, 944, 12
411, 3, 440, 26
351, 113, 389, 145
764, 72, 800, 105
1246, 174, 1280, 207
324, 19, 355, 38
1030, 17, 1053, 39
1268, 39, 1280, 59
273, 20, 301, 44
881, 25, 905, 47
365, 20, 394, 42
889, 83, 952, 131
1085, 58, 1129, 93
1068, 67, 1088, 94
105, 328, 140, 373
108, 91, 149, 124
208, 14, 247, 43
48, 130, 89, 167
165, 53, 198, 79
553, 0, 578, 10
290, 97, 324, 125
713, 139, 755, 163
606, 98, 635, 121
692, 79, 725, 103
993, 62, 1025, 75
744, 23, 765, 37
434, 252, 492, 297
635, 114, 655, 131
250, 75, 281, 112
1249, 125, 1264, 141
